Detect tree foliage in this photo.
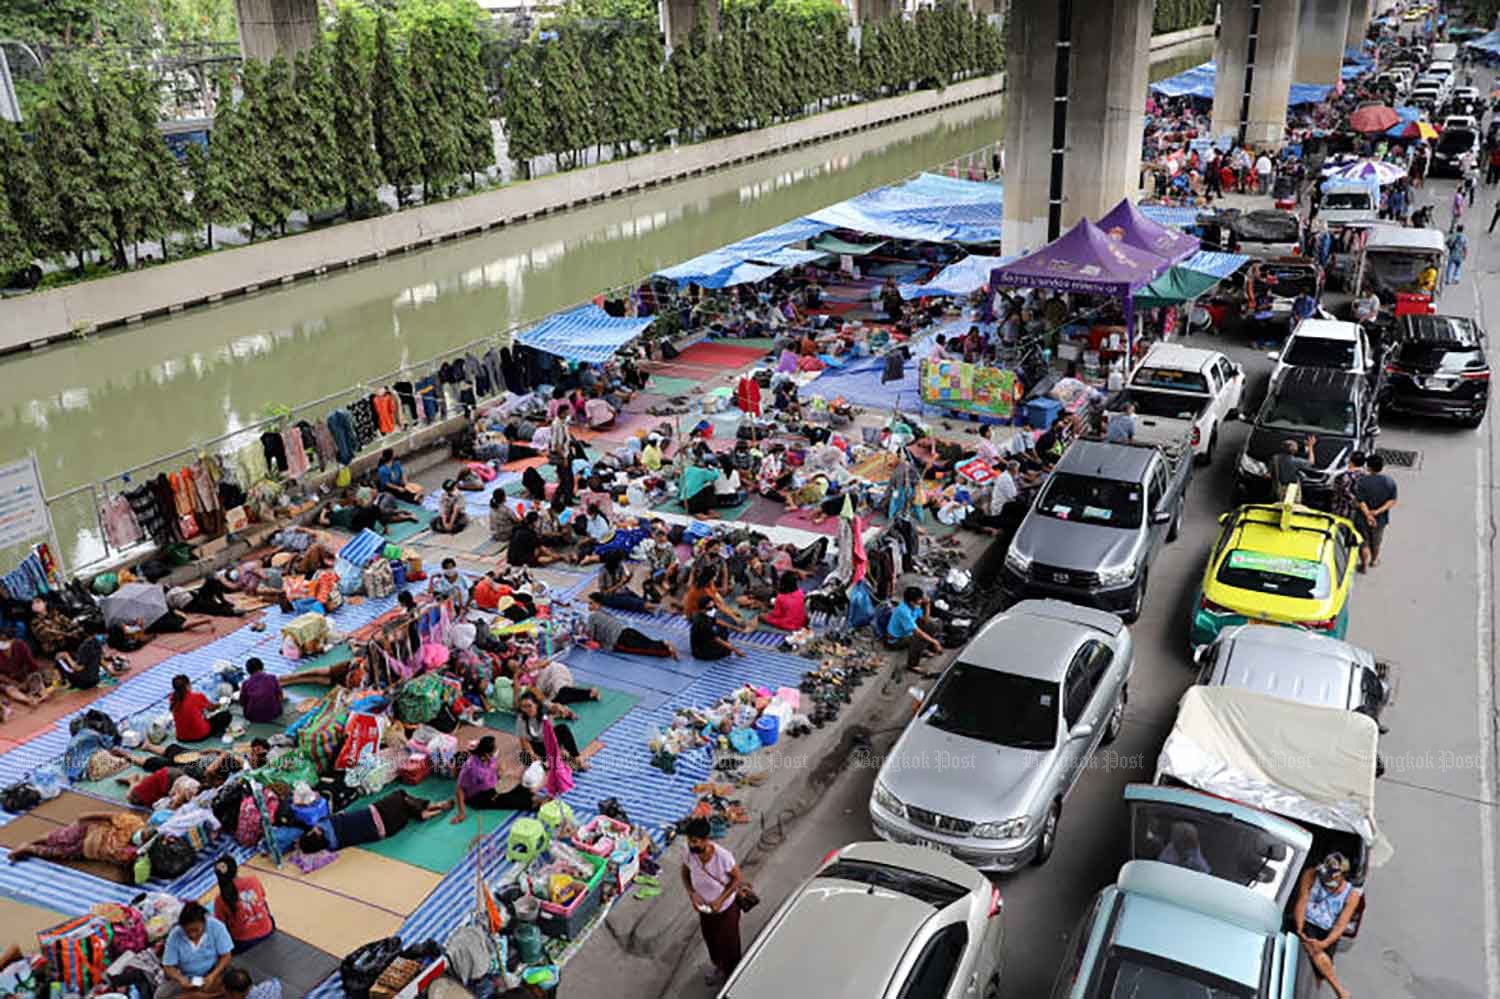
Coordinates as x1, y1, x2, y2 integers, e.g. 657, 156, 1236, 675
331, 5, 382, 214
371, 13, 423, 207
1153, 0, 1216, 34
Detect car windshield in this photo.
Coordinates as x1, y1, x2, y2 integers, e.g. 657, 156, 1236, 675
1260, 394, 1357, 435
1125, 392, 1203, 420
1130, 800, 1299, 902
1323, 192, 1371, 210
1132, 366, 1210, 392
1438, 130, 1476, 154
1396, 343, 1486, 372
1036, 472, 1144, 529
922, 663, 1058, 749
818, 860, 967, 909
1283, 336, 1357, 370
1216, 549, 1332, 600
1099, 948, 1255, 999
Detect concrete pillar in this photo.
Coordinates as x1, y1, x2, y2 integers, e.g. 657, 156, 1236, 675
1212, 0, 1302, 151
1345, 0, 1373, 51
1001, 0, 1152, 251
662, 0, 722, 45
234, 0, 319, 62
1294, 0, 1351, 87
855, 0, 901, 23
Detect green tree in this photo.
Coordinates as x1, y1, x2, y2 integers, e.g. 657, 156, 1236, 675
218, 61, 277, 239
331, 4, 381, 215
715, 13, 752, 134
452, 17, 496, 187
644, 36, 678, 149
0, 122, 48, 271
605, 34, 652, 157
256, 56, 303, 235
184, 140, 235, 248
30, 59, 110, 272
0, 182, 27, 279
538, 34, 591, 168
408, 14, 465, 199
500, 44, 546, 178
124, 71, 194, 262
371, 13, 423, 206
294, 44, 343, 218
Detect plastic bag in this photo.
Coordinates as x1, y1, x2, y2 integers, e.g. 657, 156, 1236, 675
521, 761, 546, 791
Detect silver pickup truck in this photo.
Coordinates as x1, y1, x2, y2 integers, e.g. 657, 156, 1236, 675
1002, 434, 1193, 622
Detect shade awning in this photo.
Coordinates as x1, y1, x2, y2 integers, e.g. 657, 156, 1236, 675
1134, 266, 1223, 308
655, 217, 830, 287
991, 218, 1169, 294
1138, 205, 1204, 229
899, 253, 1015, 300
1150, 60, 1333, 106
514, 304, 655, 364
804, 172, 1002, 244
1179, 249, 1250, 279
811, 234, 888, 255
1097, 199, 1201, 263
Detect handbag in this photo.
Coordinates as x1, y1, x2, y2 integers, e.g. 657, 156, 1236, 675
694, 854, 759, 913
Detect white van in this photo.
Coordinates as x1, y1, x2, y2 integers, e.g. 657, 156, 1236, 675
1431, 42, 1458, 63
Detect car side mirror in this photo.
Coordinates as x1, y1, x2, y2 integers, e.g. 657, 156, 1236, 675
1268, 351, 1281, 362
1070, 723, 1095, 742
1152, 509, 1173, 525
1192, 644, 1209, 666
1369, 425, 1381, 436
1218, 512, 1231, 524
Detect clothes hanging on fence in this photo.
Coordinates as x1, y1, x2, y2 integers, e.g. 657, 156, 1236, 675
327, 409, 358, 465
483, 350, 505, 395
187, 459, 224, 536
283, 426, 311, 479
350, 396, 378, 446
393, 381, 418, 422
168, 469, 196, 518
415, 376, 442, 421
372, 391, 399, 435
126, 483, 171, 545
260, 431, 288, 473
309, 422, 338, 468
0, 552, 50, 600
99, 494, 144, 551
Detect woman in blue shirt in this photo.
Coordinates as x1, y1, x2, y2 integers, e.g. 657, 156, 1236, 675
160, 902, 234, 998
375, 449, 422, 504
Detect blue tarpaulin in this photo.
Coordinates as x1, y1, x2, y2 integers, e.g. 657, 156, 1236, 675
655, 218, 830, 287
1466, 29, 1500, 55
515, 304, 655, 363
1150, 61, 1334, 106
804, 172, 1002, 244
1179, 250, 1250, 280
1138, 205, 1202, 228
899, 253, 1016, 299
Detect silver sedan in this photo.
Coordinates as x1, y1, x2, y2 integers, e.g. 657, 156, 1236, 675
869, 600, 1133, 872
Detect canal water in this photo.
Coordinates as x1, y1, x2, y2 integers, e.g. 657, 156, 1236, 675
1, 39, 1210, 566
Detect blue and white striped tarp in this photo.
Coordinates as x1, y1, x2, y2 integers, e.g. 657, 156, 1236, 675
515, 305, 656, 365
338, 529, 386, 568
1180, 249, 1251, 280
1137, 205, 1202, 229
900, 253, 1016, 300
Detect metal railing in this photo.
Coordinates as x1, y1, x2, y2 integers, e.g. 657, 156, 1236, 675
926, 142, 1005, 184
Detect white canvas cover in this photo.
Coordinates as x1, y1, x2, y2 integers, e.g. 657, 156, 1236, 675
1156, 686, 1392, 867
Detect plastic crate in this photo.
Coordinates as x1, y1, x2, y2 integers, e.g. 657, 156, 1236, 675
537, 852, 608, 940
572, 815, 632, 858
1022, 397, 1063, 430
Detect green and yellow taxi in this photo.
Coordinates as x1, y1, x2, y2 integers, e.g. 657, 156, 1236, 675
1189, 492, 1362, 649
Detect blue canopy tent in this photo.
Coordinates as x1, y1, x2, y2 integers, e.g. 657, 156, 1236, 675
1466, 29, 1500, 55
515, 304, 656, 363
1150, 61, 1334, 106
899, 254, 1015, 299
654, 217, 830, 288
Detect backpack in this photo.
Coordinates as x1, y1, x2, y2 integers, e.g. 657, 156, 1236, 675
297, 700, 349, 774
340, 936, 405, 999
846, 581, 877, 629
146, 835, 196, 879
363, 559, 396, 599
236, 795, 264, 848
69, 708, 120, 746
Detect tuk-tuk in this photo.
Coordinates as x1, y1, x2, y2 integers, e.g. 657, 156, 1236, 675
1155, 686, 1391, 943
1354, 224, 1447, 303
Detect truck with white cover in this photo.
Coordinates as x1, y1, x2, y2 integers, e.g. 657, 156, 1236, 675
1354, 225, 1446, 302
1108, 343, 1245, 464
1317, 176, 1379, 229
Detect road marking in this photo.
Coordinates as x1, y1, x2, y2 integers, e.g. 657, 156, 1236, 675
1474, 278, 1500, 997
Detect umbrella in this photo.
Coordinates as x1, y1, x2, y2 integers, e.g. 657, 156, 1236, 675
101, 581, 168, 629
1388, 119, 1440, 140
1349, 105, 1401, 133
1321, 158, 1407, 186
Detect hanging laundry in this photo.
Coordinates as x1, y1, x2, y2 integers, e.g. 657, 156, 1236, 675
393, 381, 418, 422
327, 409, 358, 465
99, 494, 144, 551
0, 553, 49, 600
372, 391, 398, 435
260, 431, 288, 473
126, 483, 171, 545
310, 422, 338, 467
283, 426, 311, 479
350, 396, 378, 445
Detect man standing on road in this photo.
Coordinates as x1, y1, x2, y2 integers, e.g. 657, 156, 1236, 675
681, 816, 744, 989
1107, 402, 1137, 443
1273, 436, 1318, 501
1447, 225, 1469, 285
1255, 150, 1274, 194
1354, 453, 1398, 570
1452, 187, 1467, 231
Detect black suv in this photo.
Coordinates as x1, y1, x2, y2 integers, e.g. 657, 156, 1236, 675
1383, 314, 1489, 427
1235, 368, 1380, 502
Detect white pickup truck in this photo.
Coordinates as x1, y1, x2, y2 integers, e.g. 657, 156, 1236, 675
1107, 343, 1245, 465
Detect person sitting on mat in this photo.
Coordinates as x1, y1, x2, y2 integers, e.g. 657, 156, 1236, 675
516, 688, 591, 772
508, 511, 561, 568
760, 572, 808, 631
296, 790, 452, 852
212, 856, 275, 954
431, 480, 469, 535
8, 809, 146, 872
158, 901, 234, 999
238, 658, 283, 724
691, 607, 745, 661
451, 735, 546, 824
375, 449, 422, 504
171, 673, 233, 741
584, 607, 679, 659
589, 551, 658, 614
0, 624, 52, 713
680, 454, 722, 518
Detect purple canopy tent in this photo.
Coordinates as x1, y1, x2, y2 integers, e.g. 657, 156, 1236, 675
989, 218, 1170, 362
1096, 199, 1200, 264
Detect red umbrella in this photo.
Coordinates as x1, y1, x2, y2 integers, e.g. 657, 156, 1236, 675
1349, 105, 1401, 133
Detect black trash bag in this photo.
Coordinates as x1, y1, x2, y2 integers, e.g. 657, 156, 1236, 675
211, 781, 248, 830
69, 708, 120, 746
1, 782, 42, 813
597, 797, 630, 824
147, 835, 196, 879
340, 935, 405, 999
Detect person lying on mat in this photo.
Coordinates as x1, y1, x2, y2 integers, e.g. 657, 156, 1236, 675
451, 735, 547, 824
8, 809, 146, 870
297, 790, 452, 852
582, 607, 679, 660
222, 967, 282, 999
158, 902, 234, 999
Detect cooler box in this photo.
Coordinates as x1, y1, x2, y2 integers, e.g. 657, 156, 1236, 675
1022, 397, 1062, 430
538, 852, 607, 940
1395, 292, 1434, 317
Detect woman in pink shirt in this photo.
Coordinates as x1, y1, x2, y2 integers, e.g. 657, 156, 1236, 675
760, 572, 808, 631
681, 816, 743, 987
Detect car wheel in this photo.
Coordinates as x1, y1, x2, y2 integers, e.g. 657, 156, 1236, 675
1166, 499, 1183, 543
1121, 570, 1147, 624
1102, 684, 1127, 745
1196, 426, 1217, 466
1464, 409, 1487, 429
1032, 801, 1061, 866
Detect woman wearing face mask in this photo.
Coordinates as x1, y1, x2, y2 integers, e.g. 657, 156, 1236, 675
680, 816, 743, 988
212, 856, 276, 953
1292, 852, 1361, 999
